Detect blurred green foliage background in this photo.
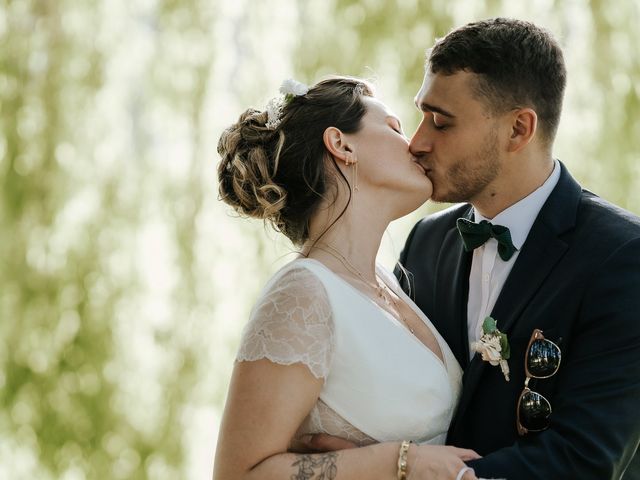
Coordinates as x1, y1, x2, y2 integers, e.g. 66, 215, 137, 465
0, 0, 638, 478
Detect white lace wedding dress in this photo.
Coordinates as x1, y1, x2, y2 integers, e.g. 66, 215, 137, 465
236, 258, 463, 446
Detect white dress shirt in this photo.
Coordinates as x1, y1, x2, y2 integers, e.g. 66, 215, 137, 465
467, 160, 561, 357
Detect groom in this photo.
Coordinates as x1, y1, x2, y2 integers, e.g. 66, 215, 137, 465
302, 18, 640, 479
396, 18, 640, 479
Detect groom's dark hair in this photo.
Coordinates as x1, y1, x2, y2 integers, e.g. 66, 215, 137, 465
428, 18, 566, 144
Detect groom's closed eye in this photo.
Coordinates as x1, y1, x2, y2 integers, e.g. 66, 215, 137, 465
432, 114, 449, 131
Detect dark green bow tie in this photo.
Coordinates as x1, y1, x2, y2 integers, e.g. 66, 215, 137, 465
456, 217, 518, 261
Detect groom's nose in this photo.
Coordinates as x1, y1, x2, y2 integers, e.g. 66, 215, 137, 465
409, 119, 433, 158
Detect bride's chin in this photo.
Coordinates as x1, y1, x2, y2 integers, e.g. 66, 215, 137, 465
409, 178, 434, 202
392, 192, 431, 219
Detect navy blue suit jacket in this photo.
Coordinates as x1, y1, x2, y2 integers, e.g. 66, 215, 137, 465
396, 163, 640, 479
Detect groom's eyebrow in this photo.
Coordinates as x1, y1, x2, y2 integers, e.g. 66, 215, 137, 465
415, 100, 456, 118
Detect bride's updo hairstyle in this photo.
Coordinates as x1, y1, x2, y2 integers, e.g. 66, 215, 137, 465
217, 77, 374, 246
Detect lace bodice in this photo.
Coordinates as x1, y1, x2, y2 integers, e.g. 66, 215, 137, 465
236, 258, 462, 446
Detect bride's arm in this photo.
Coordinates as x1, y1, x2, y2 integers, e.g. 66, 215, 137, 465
213, 358, 478, 480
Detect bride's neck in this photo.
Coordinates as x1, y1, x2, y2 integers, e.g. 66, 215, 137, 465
303, 194, 391, 281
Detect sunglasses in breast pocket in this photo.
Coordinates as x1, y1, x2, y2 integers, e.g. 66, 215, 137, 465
517, 329, 562, 435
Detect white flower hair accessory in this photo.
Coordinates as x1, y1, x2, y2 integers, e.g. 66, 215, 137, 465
265, 78, 309, 130
265, 97, 285, 130
280, 78, 309, 98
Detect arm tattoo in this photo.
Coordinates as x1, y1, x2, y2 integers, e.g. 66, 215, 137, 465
290, 453, 338, 480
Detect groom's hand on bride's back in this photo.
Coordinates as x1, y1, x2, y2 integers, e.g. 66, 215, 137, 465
289, 433, 359, 453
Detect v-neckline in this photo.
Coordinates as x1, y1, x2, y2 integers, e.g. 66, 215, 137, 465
295, 258, 449, 372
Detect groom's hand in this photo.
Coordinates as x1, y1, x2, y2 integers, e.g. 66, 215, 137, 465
289, 433, 359, 453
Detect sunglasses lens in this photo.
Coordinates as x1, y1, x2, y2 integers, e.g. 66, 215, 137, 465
527, 339, 561, 377
519, 390, 551, 431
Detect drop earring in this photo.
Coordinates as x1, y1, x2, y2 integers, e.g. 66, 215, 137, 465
345, 152, 358, 192
352, 159, 358, 192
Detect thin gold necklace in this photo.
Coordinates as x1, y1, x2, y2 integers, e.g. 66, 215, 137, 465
312, 243, 416, 335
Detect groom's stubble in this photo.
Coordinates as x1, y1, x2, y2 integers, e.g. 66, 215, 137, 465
428, 125, 501, 205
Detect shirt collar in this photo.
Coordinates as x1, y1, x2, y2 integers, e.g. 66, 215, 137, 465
473, 160, 561, 250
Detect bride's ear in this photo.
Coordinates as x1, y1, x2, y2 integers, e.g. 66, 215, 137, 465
323, 127, 353, 165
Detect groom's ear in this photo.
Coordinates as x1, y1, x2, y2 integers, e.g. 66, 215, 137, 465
506, 108, 537, 153
323, 127, 351, 164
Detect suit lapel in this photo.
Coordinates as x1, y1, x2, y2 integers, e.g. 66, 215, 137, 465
493, 163, 581, 336
491, 223, 567, 334
433, 208, 473, 369
448, 163, 582, 438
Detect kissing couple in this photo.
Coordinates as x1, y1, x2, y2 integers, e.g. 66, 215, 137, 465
213, 17, 640, 480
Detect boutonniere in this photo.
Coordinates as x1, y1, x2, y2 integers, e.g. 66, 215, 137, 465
471, 316, 511, 381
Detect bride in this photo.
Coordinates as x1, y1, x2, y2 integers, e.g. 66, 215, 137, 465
213, 77, 480, 480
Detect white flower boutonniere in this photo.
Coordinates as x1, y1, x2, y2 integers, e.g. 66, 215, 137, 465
471, 316, 511, 381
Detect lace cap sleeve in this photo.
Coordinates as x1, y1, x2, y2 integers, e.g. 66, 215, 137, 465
236, 263, 335, 380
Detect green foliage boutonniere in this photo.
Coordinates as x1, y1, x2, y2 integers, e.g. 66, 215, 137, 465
471, 316, 511, 381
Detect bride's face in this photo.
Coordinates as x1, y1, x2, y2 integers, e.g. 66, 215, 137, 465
346, 97, 433, 216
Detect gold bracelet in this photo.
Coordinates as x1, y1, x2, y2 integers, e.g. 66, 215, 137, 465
396, 440, 412, 480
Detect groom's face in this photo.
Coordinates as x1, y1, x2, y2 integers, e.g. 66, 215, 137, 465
409, 70, 503, 204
